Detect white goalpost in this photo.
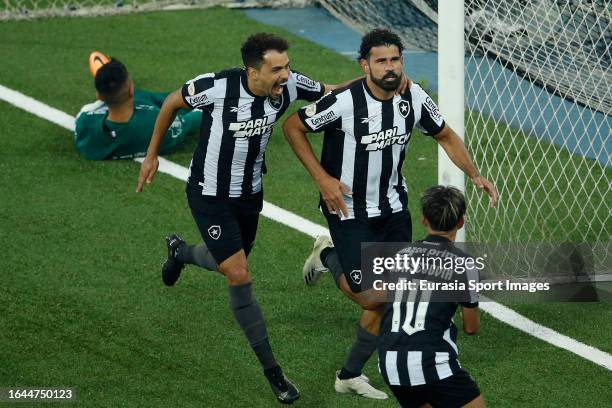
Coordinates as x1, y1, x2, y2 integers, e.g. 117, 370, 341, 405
437, 0, 466, 241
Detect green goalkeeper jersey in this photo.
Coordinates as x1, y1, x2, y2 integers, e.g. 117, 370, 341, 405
74, 89, 200, 160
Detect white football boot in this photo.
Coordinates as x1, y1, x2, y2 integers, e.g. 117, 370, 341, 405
302, 235, 333, 285
334, 371, 388, 399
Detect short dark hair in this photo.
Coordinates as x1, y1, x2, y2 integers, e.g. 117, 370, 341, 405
421, 185, 466, 232
358, 28, 404, 60
94, 58, 129, 105
241, 32, 289, 69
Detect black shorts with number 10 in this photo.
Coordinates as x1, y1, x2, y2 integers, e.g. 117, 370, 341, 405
326, 209, 412, 293
186, 185, 262, 264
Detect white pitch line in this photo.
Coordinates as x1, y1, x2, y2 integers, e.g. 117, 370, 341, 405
480, 298, 611, 370
0, 84, 76, 131
132, 156, 330, 239
1, 84, 610, 372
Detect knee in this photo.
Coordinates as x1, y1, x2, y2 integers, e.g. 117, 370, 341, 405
340, 280, 383, 311
343, 290, 380, 310
359, 298, 382, 311
341, 287, 379, 310
224, 266, 251, 285
356, 289, 386, 311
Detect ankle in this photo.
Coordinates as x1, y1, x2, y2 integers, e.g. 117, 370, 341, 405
264, 364, 282, 378
338, 367, 360, 380
320, 246, 333, 267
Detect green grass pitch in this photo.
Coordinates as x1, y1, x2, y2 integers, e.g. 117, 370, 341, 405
1, 7, 611, 407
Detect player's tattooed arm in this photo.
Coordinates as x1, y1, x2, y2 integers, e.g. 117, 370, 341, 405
136, 89, 189, 192
283, 113, 351, 218
433, 125, 499, 207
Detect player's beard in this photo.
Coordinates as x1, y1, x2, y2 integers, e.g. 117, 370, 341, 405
371, 71, 401, 91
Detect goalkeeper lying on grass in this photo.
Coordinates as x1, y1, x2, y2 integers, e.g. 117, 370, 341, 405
74, 52, 201, 160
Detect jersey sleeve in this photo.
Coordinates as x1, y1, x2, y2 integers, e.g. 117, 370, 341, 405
460, 265, 480, 308
297, 92, 342, 133
289, 70, 325, 102
412, 83, 446, 136
74, 120, 113, 160
74, 101, 113, 160
181, 73, 216, 109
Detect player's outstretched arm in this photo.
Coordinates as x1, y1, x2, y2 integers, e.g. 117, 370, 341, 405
283, 113, 351, 218
136, 89, 189, 192
323, 78, 360, 94
461, 306, 480, 335
433, 125, 499, 207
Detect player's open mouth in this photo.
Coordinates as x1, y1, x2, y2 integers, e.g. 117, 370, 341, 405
273, 81, 287, 94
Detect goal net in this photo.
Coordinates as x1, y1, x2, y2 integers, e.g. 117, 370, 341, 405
320, 0, 610, 245
463, 0, 610, 245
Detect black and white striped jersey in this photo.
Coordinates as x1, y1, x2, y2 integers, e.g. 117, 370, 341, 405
182, 68, 324, 198
297, 80, 445, 220
378, 236, 479, 387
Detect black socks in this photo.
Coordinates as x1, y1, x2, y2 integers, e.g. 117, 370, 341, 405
321, 247, 344, 288
229, 283, 277, 370
339, 325, 378, 379
177, 243, 218, 272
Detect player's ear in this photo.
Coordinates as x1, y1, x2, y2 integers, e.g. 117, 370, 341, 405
421, 215, 428, 227
359, 58, 370, 75
246, 66, 259, 81
456, 216, 465, 230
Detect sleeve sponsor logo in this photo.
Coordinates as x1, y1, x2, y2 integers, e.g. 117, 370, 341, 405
360, 126, 410, 151
295, 73, 320, 91
304, 103, 317, 117
307, 109, 338, 129
189, 93, 209, 106
187, 82, 196, 96
423, 97, 443, 123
